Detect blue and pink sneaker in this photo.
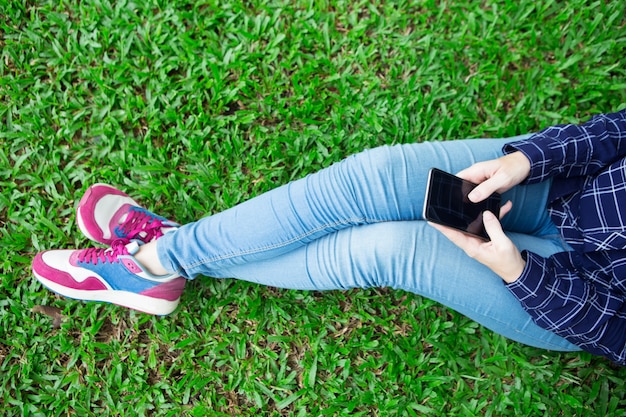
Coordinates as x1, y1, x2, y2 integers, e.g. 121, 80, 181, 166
76, 183, 179, 245
32, 184, 185, 315
32, 240, 186, 315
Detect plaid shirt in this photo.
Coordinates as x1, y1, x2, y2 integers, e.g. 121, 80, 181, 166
502, 109, 626, 365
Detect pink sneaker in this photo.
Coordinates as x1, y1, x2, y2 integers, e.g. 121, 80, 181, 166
33, 240, 185, 315
76, 184, 179, 245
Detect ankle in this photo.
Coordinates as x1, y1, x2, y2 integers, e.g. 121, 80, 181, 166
134, 241, 170, 276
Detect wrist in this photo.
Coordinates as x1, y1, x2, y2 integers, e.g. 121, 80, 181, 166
508, 151, 531, 184
500, 258, 526, 284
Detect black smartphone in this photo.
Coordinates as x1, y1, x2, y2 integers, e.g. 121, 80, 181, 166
423, 168, 501, 240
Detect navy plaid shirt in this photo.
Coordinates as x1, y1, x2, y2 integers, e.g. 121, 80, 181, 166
502, 109, 626, 365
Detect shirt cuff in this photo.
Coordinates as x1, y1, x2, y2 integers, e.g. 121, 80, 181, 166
505, 250, 550, 310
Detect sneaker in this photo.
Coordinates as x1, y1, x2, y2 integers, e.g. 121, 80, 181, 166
76, 183, 179, 245
32, 240, 186, 315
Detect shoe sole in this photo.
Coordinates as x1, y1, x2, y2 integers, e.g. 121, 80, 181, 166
33, 271, 180, 316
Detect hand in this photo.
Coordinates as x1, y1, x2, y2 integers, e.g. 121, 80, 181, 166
430, 210, 525, 283
456, 151, 531, 203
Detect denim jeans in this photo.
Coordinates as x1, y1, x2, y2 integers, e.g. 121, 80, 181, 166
157, 137, 580, 351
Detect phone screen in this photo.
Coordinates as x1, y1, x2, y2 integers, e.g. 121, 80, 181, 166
423, 168, 501, 240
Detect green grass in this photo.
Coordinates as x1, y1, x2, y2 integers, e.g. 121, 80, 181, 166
1, 0, 626, 415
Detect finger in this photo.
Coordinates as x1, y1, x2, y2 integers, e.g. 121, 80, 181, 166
482, 210, 508, 242
428, 222, 482, 252
455, 161, 492, 184
428, 222, 467, 244
498, 200, 513, 219
467, 177, 504, 203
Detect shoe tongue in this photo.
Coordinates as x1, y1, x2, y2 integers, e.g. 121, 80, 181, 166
123, 208, 165, 240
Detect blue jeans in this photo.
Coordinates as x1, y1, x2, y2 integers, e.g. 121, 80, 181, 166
157, 137, 580, 351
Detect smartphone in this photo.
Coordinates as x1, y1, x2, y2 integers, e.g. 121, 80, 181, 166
423, 168, 501, 240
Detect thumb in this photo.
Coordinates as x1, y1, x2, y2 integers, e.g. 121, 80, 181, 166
482, 210, 507, 242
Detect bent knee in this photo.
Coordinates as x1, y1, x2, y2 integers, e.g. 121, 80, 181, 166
345, 221, 425, 287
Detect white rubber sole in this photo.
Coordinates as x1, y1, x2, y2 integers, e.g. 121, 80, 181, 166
34, 272, 179, 316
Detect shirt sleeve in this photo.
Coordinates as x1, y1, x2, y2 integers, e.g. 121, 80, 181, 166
503, 109, 626, 184
506, 251, 626, 365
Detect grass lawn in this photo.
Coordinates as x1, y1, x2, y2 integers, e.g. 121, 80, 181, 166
1, 0, 626, 415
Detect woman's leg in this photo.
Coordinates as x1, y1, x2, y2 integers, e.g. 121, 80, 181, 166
152, 135, 579, 349
158, 136, 554, 279
220, 220, 579, 351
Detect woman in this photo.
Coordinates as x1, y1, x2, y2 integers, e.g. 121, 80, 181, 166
33, 109, 626, 365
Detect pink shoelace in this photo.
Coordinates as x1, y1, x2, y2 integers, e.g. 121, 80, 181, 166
78, 240, 130, 265
117, 209, 166, 242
